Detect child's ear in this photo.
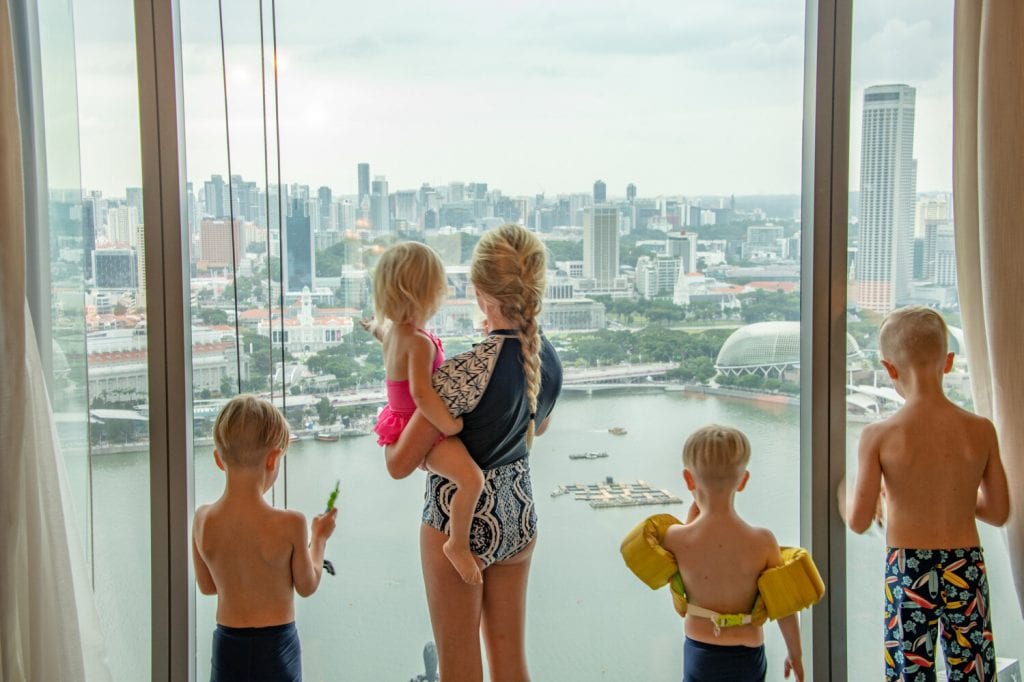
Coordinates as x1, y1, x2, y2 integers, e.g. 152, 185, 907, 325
213, 450, 226, 472
736, 470, 750, 492
880, 359, 899, 381
682, 469, 697, 491
943, 352, 955, 374
266, 447, 283, 471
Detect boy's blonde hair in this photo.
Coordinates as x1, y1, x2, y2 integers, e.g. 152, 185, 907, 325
372, 242, 447, 326
683, 424, 751, 488
213, 395, 290, 467
470, 224, 547, 448
878, 305, 949, 368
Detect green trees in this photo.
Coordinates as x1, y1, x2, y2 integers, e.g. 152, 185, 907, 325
305, 325, 384, 390
316, 397, 336, 426
555, 327, 728, 377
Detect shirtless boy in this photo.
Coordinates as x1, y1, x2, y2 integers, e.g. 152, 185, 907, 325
663, 425, 803, 681
848, 306, 1009, 681
192, 395, 338, 681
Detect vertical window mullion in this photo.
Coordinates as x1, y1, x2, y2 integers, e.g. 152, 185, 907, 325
134, 0, 194, 680
802, 0, 853, 678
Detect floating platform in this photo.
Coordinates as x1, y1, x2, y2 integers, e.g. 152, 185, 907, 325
568, 451, 609, 460
551, 477, 682, 508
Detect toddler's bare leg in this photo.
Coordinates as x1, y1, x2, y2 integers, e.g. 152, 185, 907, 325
425, 437, 485, 584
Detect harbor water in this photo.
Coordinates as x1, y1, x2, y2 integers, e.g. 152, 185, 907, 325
88, 389, 1023, 680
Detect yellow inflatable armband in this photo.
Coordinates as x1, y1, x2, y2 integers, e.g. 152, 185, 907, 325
620, 514, 825, 630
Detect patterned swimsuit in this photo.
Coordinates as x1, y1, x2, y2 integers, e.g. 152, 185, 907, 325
883, 546, 996, 681
420, 331, 562, 567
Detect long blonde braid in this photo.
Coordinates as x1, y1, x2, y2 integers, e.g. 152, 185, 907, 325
471, 225, 547, 448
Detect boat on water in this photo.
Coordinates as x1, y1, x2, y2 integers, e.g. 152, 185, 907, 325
289, 433, 301, 443
313, 432, 340, 442
608, 427, 628, 435
569, 451, 609, 460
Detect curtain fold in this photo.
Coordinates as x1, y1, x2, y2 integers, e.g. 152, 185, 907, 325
1, 0, 111, 678
953, 0, 1024, 616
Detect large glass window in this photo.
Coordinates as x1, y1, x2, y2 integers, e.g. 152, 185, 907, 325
177, 1, 811, 678
845, 2, 1023, 677
26, 0, 1021, 678
43, 0, 153, 678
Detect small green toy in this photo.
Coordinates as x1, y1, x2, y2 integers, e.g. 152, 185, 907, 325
326, 480, 340, 511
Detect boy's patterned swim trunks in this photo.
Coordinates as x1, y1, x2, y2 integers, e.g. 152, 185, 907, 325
883, 546, 995, 682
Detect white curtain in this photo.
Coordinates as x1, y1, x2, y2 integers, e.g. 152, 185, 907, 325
0, 0, 111, 678
953, 1, 1024, 616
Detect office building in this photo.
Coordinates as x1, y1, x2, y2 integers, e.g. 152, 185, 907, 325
357, 163, 370, 202
593, 179, 607, 204
667, 231, 698, 274
855, 84, 917, 314
583, 205, 619, 288
93, 248, 138, 289
283, 199, 314, 292
318, 186, 332, 231
198, 218, 242, 271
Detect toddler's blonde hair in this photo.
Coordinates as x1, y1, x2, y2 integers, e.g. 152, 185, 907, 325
471, 225, 547, 448
879, 305, 948, 368
683, 424, 751, 488
213, 394, 290, 467
373, 242, 448, 326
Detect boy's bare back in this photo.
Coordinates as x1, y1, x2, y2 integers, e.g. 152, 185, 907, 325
664, 514, 779, 647
193, 497, 322, 628
854, 396, 1004, 549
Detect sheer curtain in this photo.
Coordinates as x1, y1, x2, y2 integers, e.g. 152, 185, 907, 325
0, 0, 110, 678
953, 0, 1024, 616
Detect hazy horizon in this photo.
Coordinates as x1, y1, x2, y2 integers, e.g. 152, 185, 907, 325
70, 0, 954, 199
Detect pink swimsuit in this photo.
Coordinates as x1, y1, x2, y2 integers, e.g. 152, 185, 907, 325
373, 330, 445, 446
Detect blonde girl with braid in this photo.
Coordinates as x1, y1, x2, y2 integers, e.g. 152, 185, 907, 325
383, 224, 563, 682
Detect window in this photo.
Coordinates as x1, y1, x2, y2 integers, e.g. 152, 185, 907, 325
845, 2, 1023, 676
20, 0, 1018, 679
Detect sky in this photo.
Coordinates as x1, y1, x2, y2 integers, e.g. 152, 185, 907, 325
69, 0, 955, 199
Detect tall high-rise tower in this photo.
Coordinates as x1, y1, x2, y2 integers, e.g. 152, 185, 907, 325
855, 84, 917, 314
626, 183, 636, 203
283, 198, 314, 292
370, 175, 391, 235
317, 186, 332, 230
583, 206, 619, 288
357, 163, 370, 203
593, 179, 607, 204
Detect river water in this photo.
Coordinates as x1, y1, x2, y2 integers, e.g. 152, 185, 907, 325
87, 388, 1023, 680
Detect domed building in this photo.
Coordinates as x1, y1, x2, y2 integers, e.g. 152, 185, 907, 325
715, 321, 863, 378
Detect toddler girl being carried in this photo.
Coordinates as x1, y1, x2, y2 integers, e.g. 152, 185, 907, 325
365, 242, 485, 584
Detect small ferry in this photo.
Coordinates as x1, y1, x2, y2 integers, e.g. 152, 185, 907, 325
569, 451, 609, 460
313, 431, 340, 442
608, 427, 628, 435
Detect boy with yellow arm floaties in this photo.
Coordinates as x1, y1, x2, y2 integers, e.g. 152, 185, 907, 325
621, 425, 824, 682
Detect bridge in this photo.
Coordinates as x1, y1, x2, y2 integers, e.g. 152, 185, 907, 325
561, 362, 676, 390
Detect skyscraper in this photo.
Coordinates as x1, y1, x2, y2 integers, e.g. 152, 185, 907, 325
593, 179, 607, 204
283, 198, 314, 292
204, 175, 226, 218
371, 175, 390, 235
357, 163, 370, 203
626, 183, 636, 203
583, 206, 619, 288
855, 84, 917, 314
318, 186, 332, 231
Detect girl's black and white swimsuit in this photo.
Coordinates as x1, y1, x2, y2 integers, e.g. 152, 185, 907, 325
421, 331, 562, 566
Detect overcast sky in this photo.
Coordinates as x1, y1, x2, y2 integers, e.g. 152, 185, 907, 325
71, 0, 954, 199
